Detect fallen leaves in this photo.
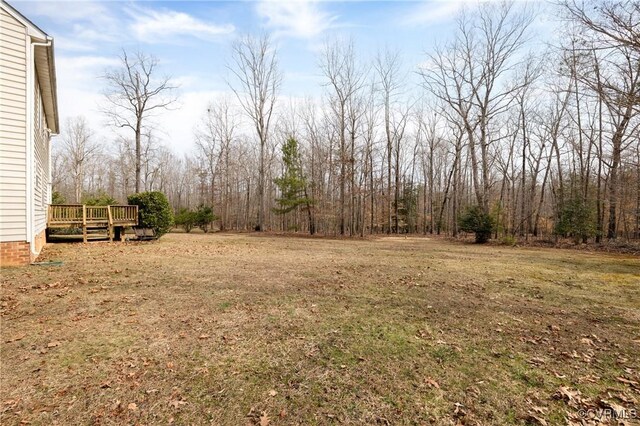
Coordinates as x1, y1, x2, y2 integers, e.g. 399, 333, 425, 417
552, 383, 640, 426
453, 402, 466, 418
599, 399, 626, 415
526, 414, 548, 425
248, 407, 272, 425
616, 376, 639, 386
5, 334, 26, 343
425, 377, 440, 389
616, 376, 640, 391
259, 412, 270, 426
169, 399, 187, 409
553, 386, 582, 405
580, 337, 596, 347
527, 356, 546, 366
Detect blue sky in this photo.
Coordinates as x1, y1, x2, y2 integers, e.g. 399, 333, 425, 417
11, 0, 551, 153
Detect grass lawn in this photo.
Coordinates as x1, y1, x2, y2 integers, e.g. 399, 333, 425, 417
1, 233, 639, 425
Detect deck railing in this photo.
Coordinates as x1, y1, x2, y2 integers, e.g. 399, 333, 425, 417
47, 204, 84, 223
48, 205, 138, 226
85, 206, 109, 222
111, 205, 138, 223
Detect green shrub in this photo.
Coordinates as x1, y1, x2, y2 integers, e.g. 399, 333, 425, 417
51, 191, 66, 205
83, 192, 118, 206
174, 206, 218, 233
127, 191, 174, 238
174, 208, 197, 233
554, 197, 596, 243
195, 205, 217, 233
500, 235, 517, 246
458, 205, 495, 244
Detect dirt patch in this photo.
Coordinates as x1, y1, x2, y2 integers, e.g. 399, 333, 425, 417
1, 233, 639, 425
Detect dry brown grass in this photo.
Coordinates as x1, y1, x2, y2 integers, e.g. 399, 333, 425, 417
1, 233, 639, 425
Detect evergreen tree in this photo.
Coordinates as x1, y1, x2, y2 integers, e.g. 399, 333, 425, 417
458, 205, 495, 243
195, 205, 217, 233
554, 196, 596, 243
273, 137, 314, 231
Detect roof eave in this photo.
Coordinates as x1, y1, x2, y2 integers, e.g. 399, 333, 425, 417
45, 37, 59, 134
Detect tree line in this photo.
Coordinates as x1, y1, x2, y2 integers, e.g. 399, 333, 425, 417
52, 0, 640, 242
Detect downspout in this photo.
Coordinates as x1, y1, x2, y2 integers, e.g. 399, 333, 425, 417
27, 37, 53, 257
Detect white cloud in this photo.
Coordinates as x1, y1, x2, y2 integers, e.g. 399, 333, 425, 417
18, 0, 111, 25
401, 1, 469, 26
401, 0, 533, 27
56, 55, 119, 87
128, 6, 235, 43
256, 0, 338, 39
17, 0, 121, 50
21, 1, 235, 48
52, 35, 98, 53
53, 55, 122, 143
157, 90, 226, 153
54, 87, 103, 133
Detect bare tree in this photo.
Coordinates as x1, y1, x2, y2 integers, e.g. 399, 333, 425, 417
513, 56, 544, 237
421, 3, 534, 214
102, 50, 178, 194
561, 0, 640, 51
59, 116, 101, 203
374, 47, 405, 233
320, 38, 365, 235
195, 97, 239, 230
562, 0, 640, 239
228, 34, 281, 231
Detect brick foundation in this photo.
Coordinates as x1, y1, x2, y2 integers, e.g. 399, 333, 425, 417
0, 241, 32, 266
0, 229, 47, 266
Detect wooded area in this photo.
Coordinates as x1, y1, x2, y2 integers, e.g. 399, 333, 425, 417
52, 1, 640, 242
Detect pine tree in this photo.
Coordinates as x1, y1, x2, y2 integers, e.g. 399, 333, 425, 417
273, 137, 314, 232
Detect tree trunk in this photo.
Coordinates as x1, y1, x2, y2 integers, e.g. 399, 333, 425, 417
520, 104, 527, 238
135, 121, 142, 194
340, 104, 346, 236
607, 101, 633, 239
257, 139, 265, 231
465, 122, 483, 210
607, 132, 622, 239
394, 138, 401, 234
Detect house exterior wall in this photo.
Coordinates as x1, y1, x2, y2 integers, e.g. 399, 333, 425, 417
0, 7, 28, 245
33, 78, 50, 238
1, 6, 54, 266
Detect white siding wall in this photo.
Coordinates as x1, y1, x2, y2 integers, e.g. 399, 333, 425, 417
33, 79, 49, 235
0, 8, 27, 242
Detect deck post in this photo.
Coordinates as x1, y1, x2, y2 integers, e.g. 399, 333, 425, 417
107, 206, 114, 242
82, 205, 87, 243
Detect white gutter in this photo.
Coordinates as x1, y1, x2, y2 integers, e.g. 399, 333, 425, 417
26, 37, 52, 256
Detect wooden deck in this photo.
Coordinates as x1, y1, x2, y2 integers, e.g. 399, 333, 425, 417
48, 205, 138, 242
